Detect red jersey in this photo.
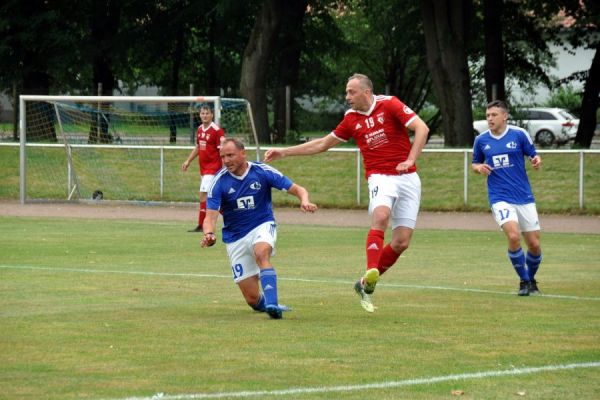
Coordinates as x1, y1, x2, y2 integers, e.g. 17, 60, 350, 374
332, 95, 417, 178
196, 122, 225, 175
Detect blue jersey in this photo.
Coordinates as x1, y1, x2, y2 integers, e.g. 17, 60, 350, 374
472, 125, 537, 205
207, 162, 293, 243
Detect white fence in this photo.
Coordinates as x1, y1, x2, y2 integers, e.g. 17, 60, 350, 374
2, 142, 599, 209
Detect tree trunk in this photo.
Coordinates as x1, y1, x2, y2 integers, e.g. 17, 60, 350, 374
483, 0, 506, 101
421, 0, 474, 147
88, 0, 119, 144
207, 11, 216, 94
273, 0, 307, 143
169, 25, 185, 143
23, 68, 56, 142
573, 45, 599, 149
240, 0, 283, 144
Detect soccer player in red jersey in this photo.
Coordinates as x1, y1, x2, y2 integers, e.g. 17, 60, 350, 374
264, 73, 429, 312
182, 105, 226, 232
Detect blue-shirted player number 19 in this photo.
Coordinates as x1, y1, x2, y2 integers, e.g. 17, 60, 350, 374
232, 263, 244, 280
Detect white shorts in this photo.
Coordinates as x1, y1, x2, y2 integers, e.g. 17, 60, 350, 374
368, 173, 421, 229
199, 174, 215, 193
491, 201, 541, 232
225, 221, 277, 283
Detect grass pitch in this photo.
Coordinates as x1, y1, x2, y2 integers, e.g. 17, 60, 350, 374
0, 216, 599, 399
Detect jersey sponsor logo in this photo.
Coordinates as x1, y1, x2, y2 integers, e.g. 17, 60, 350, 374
506, 141, 517, 149
365, 128, 388, 149
236, 195, 255, 209
250, 181, 262, 190
492, 154, 510, 169
228, 187, 236, 194
403, 105, 414, 115
355, 123, 362, 130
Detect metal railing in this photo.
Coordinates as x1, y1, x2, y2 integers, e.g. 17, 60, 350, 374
2, 142, 598, 209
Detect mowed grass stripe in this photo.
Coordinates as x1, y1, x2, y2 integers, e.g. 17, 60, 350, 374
110, 361, 600, 400
1, 264, 600, 302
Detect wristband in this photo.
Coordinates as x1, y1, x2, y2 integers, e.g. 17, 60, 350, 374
205, 232, 214, 235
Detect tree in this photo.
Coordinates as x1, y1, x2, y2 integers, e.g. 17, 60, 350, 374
339, 0, 432, 111
0, 0, 74, 141
483, 0, 506, 101
558, 1, 600, 148
87, 0, 121, 144
240, 0, 283, 143
421, 0, 474, 146
574, 45, 599, 148
272, 0, 308, 143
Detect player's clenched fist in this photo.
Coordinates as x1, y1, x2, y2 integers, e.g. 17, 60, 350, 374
201, 232, 216, 247
300, 202, 318, 213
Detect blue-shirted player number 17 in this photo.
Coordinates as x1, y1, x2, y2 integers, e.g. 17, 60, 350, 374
497, 208, 510, 221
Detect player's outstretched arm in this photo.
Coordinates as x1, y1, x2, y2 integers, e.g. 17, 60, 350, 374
264, 134, 340, 162
287, 183, 317, 213
201, 209, 220, 247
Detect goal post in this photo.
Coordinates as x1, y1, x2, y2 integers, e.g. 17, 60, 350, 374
19, 95, 260, 204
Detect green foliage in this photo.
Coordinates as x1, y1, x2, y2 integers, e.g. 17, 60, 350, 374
544, 85, 582, 116
0, 217, 599, 399
294, 106, 343, 132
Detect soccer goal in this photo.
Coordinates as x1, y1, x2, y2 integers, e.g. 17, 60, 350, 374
18, 95, 259, 204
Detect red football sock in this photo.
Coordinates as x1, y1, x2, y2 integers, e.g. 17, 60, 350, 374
377, 244, 401, 275
366, 229, 385, 269
198, 200, 207, 227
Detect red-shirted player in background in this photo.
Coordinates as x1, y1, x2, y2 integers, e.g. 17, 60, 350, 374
182, 105, 226, 232
264, 73, 429, 313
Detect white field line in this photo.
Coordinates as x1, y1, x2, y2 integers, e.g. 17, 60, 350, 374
110, 361, 600, 400
1, 264, 599, 301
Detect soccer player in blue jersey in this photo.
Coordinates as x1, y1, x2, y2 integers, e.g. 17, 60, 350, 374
472, 100, 543, 296
201, 138, 317, 319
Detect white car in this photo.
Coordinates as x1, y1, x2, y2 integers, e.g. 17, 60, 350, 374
473, 107, 579, 147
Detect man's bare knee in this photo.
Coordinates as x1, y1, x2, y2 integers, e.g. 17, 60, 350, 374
391, 239, 409, 254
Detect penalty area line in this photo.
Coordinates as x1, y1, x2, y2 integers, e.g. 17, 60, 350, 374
1, 264, 599, 301
110, 361, 600, 400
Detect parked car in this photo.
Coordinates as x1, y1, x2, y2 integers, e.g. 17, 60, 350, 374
473, 107, 579, 147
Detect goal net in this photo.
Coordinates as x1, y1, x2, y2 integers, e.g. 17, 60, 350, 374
18, 95, 259, 203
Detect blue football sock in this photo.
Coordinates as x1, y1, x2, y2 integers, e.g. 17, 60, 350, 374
259, 267, 278, 306
251, 293, 266, 312
526, 251, 542, 280
508, 248, 530, 282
